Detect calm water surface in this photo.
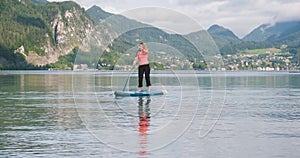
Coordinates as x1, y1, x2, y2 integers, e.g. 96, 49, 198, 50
0, 71, 299, 158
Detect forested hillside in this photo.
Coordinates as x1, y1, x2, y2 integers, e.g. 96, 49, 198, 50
242, 21, 300, 65
0, 0, 93, 69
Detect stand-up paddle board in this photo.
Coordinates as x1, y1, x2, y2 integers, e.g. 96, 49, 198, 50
114, 90, 166, 97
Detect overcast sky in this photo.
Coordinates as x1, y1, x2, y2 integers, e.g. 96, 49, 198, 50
48, 0, 300, 38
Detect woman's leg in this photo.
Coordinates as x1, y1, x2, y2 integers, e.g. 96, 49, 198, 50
138, 66, 144, 88
145, 65, 151, 88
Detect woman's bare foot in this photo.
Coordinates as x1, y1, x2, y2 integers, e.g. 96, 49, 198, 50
137, 87, 142, 92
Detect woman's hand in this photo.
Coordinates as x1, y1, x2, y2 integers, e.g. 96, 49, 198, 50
138, 46, 143, 51
132, 60, 137, 66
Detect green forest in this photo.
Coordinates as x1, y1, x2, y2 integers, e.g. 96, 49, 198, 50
0, 0, 86, 70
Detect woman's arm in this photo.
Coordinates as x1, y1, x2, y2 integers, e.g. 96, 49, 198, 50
133, 51, 139, 66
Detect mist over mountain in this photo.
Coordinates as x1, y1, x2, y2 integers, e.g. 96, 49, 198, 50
243, 21, 300, 42
242, 21, 300, 57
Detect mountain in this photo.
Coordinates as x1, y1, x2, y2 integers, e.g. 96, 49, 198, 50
186, 24, 270, 57
244, 21, 300, 57
86, 5, 113, 22
271, 22, 300, 48
86, 5, 150, 33
186, 24, 275, 55
207, 24, 241, 51
243, 21, 300, 42
0, 0, 93, 69
208, 25, 241, 45
86, 6, 203, 70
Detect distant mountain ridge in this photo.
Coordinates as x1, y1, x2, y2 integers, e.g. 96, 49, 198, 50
208, 24, 240, 40
86, 5, 113, 22
207, 24, 241, 50
243, 21, 300, 42
243, 20, 300, 57
270, 22, 300, 48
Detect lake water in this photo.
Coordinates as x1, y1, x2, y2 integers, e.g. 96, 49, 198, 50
0, 71, 299, 158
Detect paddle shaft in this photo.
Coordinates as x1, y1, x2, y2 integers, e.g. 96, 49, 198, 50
123, 50, 140, 91
122, 68, 135, 91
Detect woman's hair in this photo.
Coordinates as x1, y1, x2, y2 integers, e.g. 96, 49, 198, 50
139, 42, 148, 51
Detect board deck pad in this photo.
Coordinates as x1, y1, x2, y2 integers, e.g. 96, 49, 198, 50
114, 90, 166, 97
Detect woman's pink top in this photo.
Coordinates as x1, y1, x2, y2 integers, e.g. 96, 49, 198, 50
135, 49, 149, 66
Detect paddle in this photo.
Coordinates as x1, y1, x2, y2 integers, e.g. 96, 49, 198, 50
122, 66, 135, 91
123, 50, 139, 91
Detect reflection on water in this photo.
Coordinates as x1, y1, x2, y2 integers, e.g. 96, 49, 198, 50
0, 71, 299, 158
137, 97, 151, 157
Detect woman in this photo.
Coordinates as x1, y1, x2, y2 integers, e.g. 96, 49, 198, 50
133, 42, 151, 92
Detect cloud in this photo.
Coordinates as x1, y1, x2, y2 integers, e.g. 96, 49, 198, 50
270, 1, 300, 22
122, 7, 203, 34
171, 0, 300, 37
48, 0, 300, 38
102, 6, 121, 14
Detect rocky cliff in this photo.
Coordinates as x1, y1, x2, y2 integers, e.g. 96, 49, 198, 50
27, 1, 94, 66
0, 0, 94, 68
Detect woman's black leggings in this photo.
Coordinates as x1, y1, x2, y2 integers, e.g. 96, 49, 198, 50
138, 64, 151, 87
